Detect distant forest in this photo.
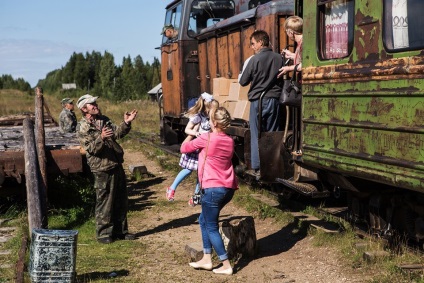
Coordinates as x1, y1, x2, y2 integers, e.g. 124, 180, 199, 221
0, 74, 32, 93
40, 51, 161, 101
1, 51, 161, 101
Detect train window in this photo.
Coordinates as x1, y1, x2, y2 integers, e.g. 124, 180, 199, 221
188, 0, 235, 37
317, 0, 354, 60
162, 3, 182, 44
383, 0, 424, 51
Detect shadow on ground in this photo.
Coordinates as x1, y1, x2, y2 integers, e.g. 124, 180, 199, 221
127, 176, 166, 211
135, 213, 199, 238
233, 218, 307, 274
76, 269, 129, 282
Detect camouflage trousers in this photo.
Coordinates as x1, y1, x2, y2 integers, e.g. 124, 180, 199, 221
93, 165, 128, 239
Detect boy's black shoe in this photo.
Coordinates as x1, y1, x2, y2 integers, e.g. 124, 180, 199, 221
115, 233, 136, 240
246, 169, 261, 180
97, 236, 113, 244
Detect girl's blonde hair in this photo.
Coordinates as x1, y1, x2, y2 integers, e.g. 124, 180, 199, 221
185, 97, 219, 117
284, 16, 303, 34
210, 106, 231, 130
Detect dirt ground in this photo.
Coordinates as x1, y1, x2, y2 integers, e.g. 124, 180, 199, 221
121, 149, 368, 283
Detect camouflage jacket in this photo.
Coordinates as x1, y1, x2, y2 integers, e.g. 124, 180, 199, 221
59, 108, 77, 133
77, 115, 131, 172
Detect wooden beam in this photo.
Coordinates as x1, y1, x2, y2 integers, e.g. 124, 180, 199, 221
35, 87, 48, 228
23, 117, 44, 232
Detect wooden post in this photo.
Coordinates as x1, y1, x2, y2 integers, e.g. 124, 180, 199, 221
15, 233, 28, 283
23, 117, 44, 232
35, 87, 48, 228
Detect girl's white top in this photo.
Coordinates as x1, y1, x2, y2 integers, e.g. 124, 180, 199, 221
190, 112, 210, 134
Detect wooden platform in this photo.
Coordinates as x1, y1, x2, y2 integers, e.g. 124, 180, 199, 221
0, 125, 80, 151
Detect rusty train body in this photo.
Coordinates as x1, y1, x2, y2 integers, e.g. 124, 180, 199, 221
159, 0, 424, 240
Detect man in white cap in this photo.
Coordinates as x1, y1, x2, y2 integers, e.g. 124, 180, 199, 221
161, 24, 178, 41
59, 98, 77, 133
76, 94, 138, 244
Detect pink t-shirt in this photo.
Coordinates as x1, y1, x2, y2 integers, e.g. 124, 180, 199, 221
180, 132, 238, 190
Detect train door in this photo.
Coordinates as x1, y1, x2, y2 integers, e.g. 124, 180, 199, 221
161, 0, 204, 144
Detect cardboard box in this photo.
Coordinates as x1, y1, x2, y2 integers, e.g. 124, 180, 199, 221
213, 95, 228, 106
222, 100, 237, 117
229, 82, 250, 101
212, 78, 238, 96
233, 100, 250, 121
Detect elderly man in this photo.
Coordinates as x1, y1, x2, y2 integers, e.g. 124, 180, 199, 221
59, 98, 77, 133
76, 94, 138, 244
161, 24, 178, 41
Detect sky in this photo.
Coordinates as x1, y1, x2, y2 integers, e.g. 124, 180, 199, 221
0, 0, 170, 87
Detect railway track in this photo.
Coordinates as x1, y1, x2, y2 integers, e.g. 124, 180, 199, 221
138, 137, 181, 158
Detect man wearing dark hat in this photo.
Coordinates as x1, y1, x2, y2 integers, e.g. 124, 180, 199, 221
161, 24, 178, 41
59, 97, 77, 133
76, 94, 138, 244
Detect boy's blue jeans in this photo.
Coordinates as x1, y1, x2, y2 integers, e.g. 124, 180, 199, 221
199, 187, 235, 261
249, 97, 280, 170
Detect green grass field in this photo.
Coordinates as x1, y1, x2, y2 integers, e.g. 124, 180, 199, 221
0, 89, 159, 137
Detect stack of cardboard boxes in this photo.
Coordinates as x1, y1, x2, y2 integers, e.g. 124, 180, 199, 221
212, 78, 250, 121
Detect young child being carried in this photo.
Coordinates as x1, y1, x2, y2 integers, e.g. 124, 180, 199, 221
166, 92, 219, 206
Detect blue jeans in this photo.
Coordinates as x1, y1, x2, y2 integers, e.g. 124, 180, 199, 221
199, 187, 235, 261
249, 97, 280, 170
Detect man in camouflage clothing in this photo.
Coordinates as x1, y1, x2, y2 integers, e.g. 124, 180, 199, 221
59, 98, 77, 133
76, 94, 138, 244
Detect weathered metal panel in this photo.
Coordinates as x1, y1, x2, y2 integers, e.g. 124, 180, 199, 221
47, 149, 83, 175
161, 39, 200, 115
256, 14, 277, 47
198, 41, 208, 92
161, 42, 182, 117
0, 125, 83, 185
301, 2, 424, 192
241, 25, 256, 62
303, 95, 423, 131
207, 38, 218, 79
181, 40, 201, 111
0, 151, 25, 177
228, 31, 241, 79
217, 36, 229, 78
278, 17, 290, 51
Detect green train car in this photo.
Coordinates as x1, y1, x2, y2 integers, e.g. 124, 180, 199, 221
159, 0, 424, 239
297, 0, 424, 238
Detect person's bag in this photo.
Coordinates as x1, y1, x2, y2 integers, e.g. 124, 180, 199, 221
192, 191, 202, 205
279, 64, 302, 107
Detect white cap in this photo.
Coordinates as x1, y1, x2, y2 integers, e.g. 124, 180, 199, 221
77, 94, 98, 109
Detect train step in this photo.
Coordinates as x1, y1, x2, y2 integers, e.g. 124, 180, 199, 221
276, 178, 330, 198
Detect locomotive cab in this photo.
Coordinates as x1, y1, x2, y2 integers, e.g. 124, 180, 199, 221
160, 0, 239, 145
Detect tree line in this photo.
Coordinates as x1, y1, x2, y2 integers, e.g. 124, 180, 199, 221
38, 51, 161, 101
0, 75, 32, 94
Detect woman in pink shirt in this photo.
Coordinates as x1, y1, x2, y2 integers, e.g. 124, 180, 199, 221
181, 106, 238, 275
